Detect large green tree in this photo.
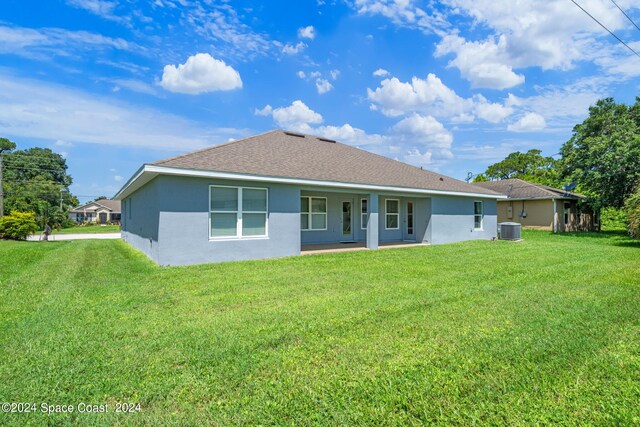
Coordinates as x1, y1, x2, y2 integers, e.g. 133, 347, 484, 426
2, 146, 78, 224
560, 98, 640, 209
482, 149, 559, 186
0, 137, 16, 153
0, 138, 17, 218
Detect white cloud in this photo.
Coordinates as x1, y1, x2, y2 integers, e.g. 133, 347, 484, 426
108, 79, 159, 95
282, 41, 307, 55
373, 68, 389, 76
315, 78, 333, 94
353, 0, 450, 35
255, 100, 323, 131
367, 73, 468, 117
297, 70, 337, 93
185, 4, 274, 60
594, 41, 640, 78
435, 34, 525, 89
298, 25, 316, 40
114, 175, 124, 182
392, 113, 453, 158
367, 72, 516, 124
355, 0, 637, 88
507, 112, 547, 132
507, 78, 607, 130
254, 105, 273, 116
160, 53, 242, 94
435, 0, 630, 87
55, 140, 74, 147
0, 25, 137, 59
0, 73, 242, 151
473, 94, 513, 123
65, 0, 122, 22
66, 0, 116, 14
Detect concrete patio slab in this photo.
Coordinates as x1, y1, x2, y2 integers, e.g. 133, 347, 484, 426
301, 241, 426, 255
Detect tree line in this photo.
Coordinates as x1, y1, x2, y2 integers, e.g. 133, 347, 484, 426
0, 137, 78, 236
474, 97, 640, 237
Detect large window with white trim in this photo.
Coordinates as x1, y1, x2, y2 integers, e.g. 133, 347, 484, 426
474, 201, 483, 230
385, 199, 399, 230
360, 198, 368, 230
210, 185, 268, 239
301, 197, 327, 231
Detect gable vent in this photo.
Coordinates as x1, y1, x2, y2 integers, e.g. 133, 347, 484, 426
317, 137, 336, 143
284, 131, 305, 138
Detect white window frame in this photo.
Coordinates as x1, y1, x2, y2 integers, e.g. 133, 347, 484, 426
474, 201, 484, 230
385, 199, 400, 230
300, 196, 327, 231
564, 202, 571, 225
360, 198, 368, 230
209, 185, 269, 240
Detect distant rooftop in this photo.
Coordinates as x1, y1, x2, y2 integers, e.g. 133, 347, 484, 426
70, 199, 121, 213
474, 178, 584, 200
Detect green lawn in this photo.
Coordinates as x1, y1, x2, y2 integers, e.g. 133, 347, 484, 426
0, 231, 638, 425
51, 225, 121, 234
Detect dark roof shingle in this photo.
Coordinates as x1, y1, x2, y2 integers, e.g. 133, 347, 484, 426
152, 130, 500, 196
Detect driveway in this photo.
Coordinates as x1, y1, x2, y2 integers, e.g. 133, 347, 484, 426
27, 233, 121, 241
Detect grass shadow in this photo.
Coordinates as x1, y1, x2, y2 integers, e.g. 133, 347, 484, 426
612, 240, 640, 248
553, 230, 628, 239
550, 230, 639, 248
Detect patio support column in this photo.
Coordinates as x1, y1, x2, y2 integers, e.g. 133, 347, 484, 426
367, 192, 379, 250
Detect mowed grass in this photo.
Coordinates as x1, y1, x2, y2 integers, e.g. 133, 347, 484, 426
0, 231, 638, 426
52, 225, 121, 234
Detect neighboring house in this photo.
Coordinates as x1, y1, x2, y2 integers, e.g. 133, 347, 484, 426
114, 130, 505, 266
69, 199, 122, 224
474, 178, 598, 232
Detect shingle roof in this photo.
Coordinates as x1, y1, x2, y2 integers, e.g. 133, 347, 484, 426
70, 199, 121, 213
474, 178, 584, 199
152, 130, 500, 196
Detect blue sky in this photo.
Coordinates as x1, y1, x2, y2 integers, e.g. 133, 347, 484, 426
1, 0, 639, 202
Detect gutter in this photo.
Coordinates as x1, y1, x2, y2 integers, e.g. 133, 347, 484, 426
500, 196, 583, 201
114, 164, 507, 201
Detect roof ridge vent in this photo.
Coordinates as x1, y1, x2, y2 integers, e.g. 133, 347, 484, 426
317, 137, 336, 143
284, 131, 305, 138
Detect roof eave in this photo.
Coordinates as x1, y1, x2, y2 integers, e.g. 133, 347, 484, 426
500, 195, 584, 201
115, 164, 508, 200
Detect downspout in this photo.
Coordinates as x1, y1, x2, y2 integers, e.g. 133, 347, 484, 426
552, 199, 557, 233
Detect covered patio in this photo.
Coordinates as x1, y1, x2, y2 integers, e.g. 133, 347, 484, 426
300, 188, 431, 253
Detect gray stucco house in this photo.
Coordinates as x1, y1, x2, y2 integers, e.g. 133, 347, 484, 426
114, 130, 504, 266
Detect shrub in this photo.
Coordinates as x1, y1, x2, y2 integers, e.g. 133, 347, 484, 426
625, 187, 640, 238
0, 211, 39, 240
600, 207, 628, 231
60, 218, 75, 229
